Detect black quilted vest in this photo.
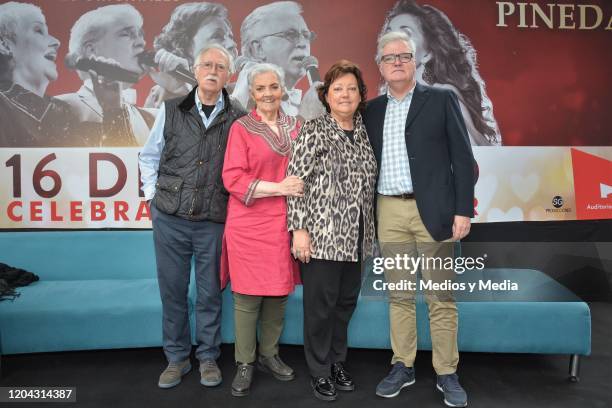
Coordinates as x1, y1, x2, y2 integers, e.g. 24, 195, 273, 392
153, 87, 246, 222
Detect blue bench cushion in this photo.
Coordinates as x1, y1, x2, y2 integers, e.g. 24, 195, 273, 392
0, 230, 591, 357
1, 279, 591, 356
221, 279, 591, 356
0, 279, 162, 354
0, 231, 157, 281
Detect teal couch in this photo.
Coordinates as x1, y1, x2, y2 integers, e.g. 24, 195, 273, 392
0, 231, 590, 381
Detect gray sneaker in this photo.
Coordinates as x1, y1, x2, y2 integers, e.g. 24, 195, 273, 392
436, 373, 468, 407
375, 362, 415, 398
199, 359, 222, 387
158, 360, 191, 389
231, 363, 254, 397
257, 354, 295, 381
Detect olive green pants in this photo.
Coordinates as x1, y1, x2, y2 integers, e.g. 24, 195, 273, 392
233, 292, 288, 364
377, 195, 459, 375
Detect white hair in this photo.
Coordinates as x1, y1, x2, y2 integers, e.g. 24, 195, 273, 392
68, 4, 143, 59
376, 31, 416, 63
240, 1, 302, 58
247, 63, 286, 92
67, 4, 143, 80
0, 2, 43, 50
0, 2, 45, 78
194, 43, 236, 75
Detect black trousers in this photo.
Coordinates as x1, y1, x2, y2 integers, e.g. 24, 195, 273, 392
301, 258, 362, 378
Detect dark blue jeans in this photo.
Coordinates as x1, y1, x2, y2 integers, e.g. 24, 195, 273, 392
151, 205, 224, 363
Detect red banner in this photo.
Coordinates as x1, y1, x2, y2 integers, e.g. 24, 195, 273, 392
0, 0, 610, 228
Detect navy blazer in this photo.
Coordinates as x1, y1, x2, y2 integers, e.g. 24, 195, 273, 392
363, 83, 475, 241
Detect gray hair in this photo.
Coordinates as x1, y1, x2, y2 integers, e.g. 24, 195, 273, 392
0, 2, 44, 78
240, 1, 302, 59
194, 43, 235, 75
247, 63, 286, 92
68, 4, 142, 80
376, 31, 416, 63
68, 4, 142, 58
0, 2, 43, 46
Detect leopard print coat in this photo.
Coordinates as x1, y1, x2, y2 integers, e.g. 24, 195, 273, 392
287, 112, 378, 262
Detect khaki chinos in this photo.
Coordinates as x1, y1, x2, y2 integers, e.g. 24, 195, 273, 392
377, 194, 459, 375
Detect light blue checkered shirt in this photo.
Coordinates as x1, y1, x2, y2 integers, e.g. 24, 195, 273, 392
378, 89, 415, 195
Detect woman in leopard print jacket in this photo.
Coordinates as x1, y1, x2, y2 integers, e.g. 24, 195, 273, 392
286, 60, 377, 401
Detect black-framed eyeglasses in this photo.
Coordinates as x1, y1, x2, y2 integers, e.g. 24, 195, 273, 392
381, 53, 414, 64
258, 29, 316, 44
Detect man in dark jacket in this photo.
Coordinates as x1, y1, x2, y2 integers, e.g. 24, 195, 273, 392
363, 31, 474, 408
139, 44, 246, 389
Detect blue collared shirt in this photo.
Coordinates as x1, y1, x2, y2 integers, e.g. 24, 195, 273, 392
139, 90, 224, 200
377, 88, 415, 195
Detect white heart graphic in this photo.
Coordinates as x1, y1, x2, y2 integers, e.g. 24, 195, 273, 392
474, 174, 498, 216
510, 173, 540, 203
487, 207, 524, 222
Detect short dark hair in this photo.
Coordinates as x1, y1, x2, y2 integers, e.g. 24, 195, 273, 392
154, 2, 230, 66
317, 60, 367, 114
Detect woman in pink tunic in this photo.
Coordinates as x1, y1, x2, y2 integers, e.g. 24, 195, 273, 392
221, 63, 302, 397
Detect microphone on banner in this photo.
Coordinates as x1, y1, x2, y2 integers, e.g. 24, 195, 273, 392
65, 53, 141, 84
137, 50, 196, 86
234, 55, 251, 73
301, 56, 321, 85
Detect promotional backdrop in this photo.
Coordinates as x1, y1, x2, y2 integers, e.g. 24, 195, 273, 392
0, 0, 610, 228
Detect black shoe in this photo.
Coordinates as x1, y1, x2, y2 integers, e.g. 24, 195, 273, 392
310, 376, 337, 402
231, 363, 254, 397
331, 362, 355, 391
257, 354, 295, 381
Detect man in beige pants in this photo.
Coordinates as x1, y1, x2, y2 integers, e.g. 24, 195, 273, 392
364, 31, 475, 408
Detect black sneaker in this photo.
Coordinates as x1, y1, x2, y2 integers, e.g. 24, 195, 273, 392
311, 376, 337, 401
332, 362, 355, 391
436, 373, 467, 407
375, 362, 415, 398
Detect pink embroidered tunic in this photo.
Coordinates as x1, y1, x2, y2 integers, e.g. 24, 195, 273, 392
221, 110, 300, 295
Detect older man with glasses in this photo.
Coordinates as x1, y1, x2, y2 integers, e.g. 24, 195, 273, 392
363, 31, 475, 408
139, 44, 246, 390
232, 1, 324, 120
